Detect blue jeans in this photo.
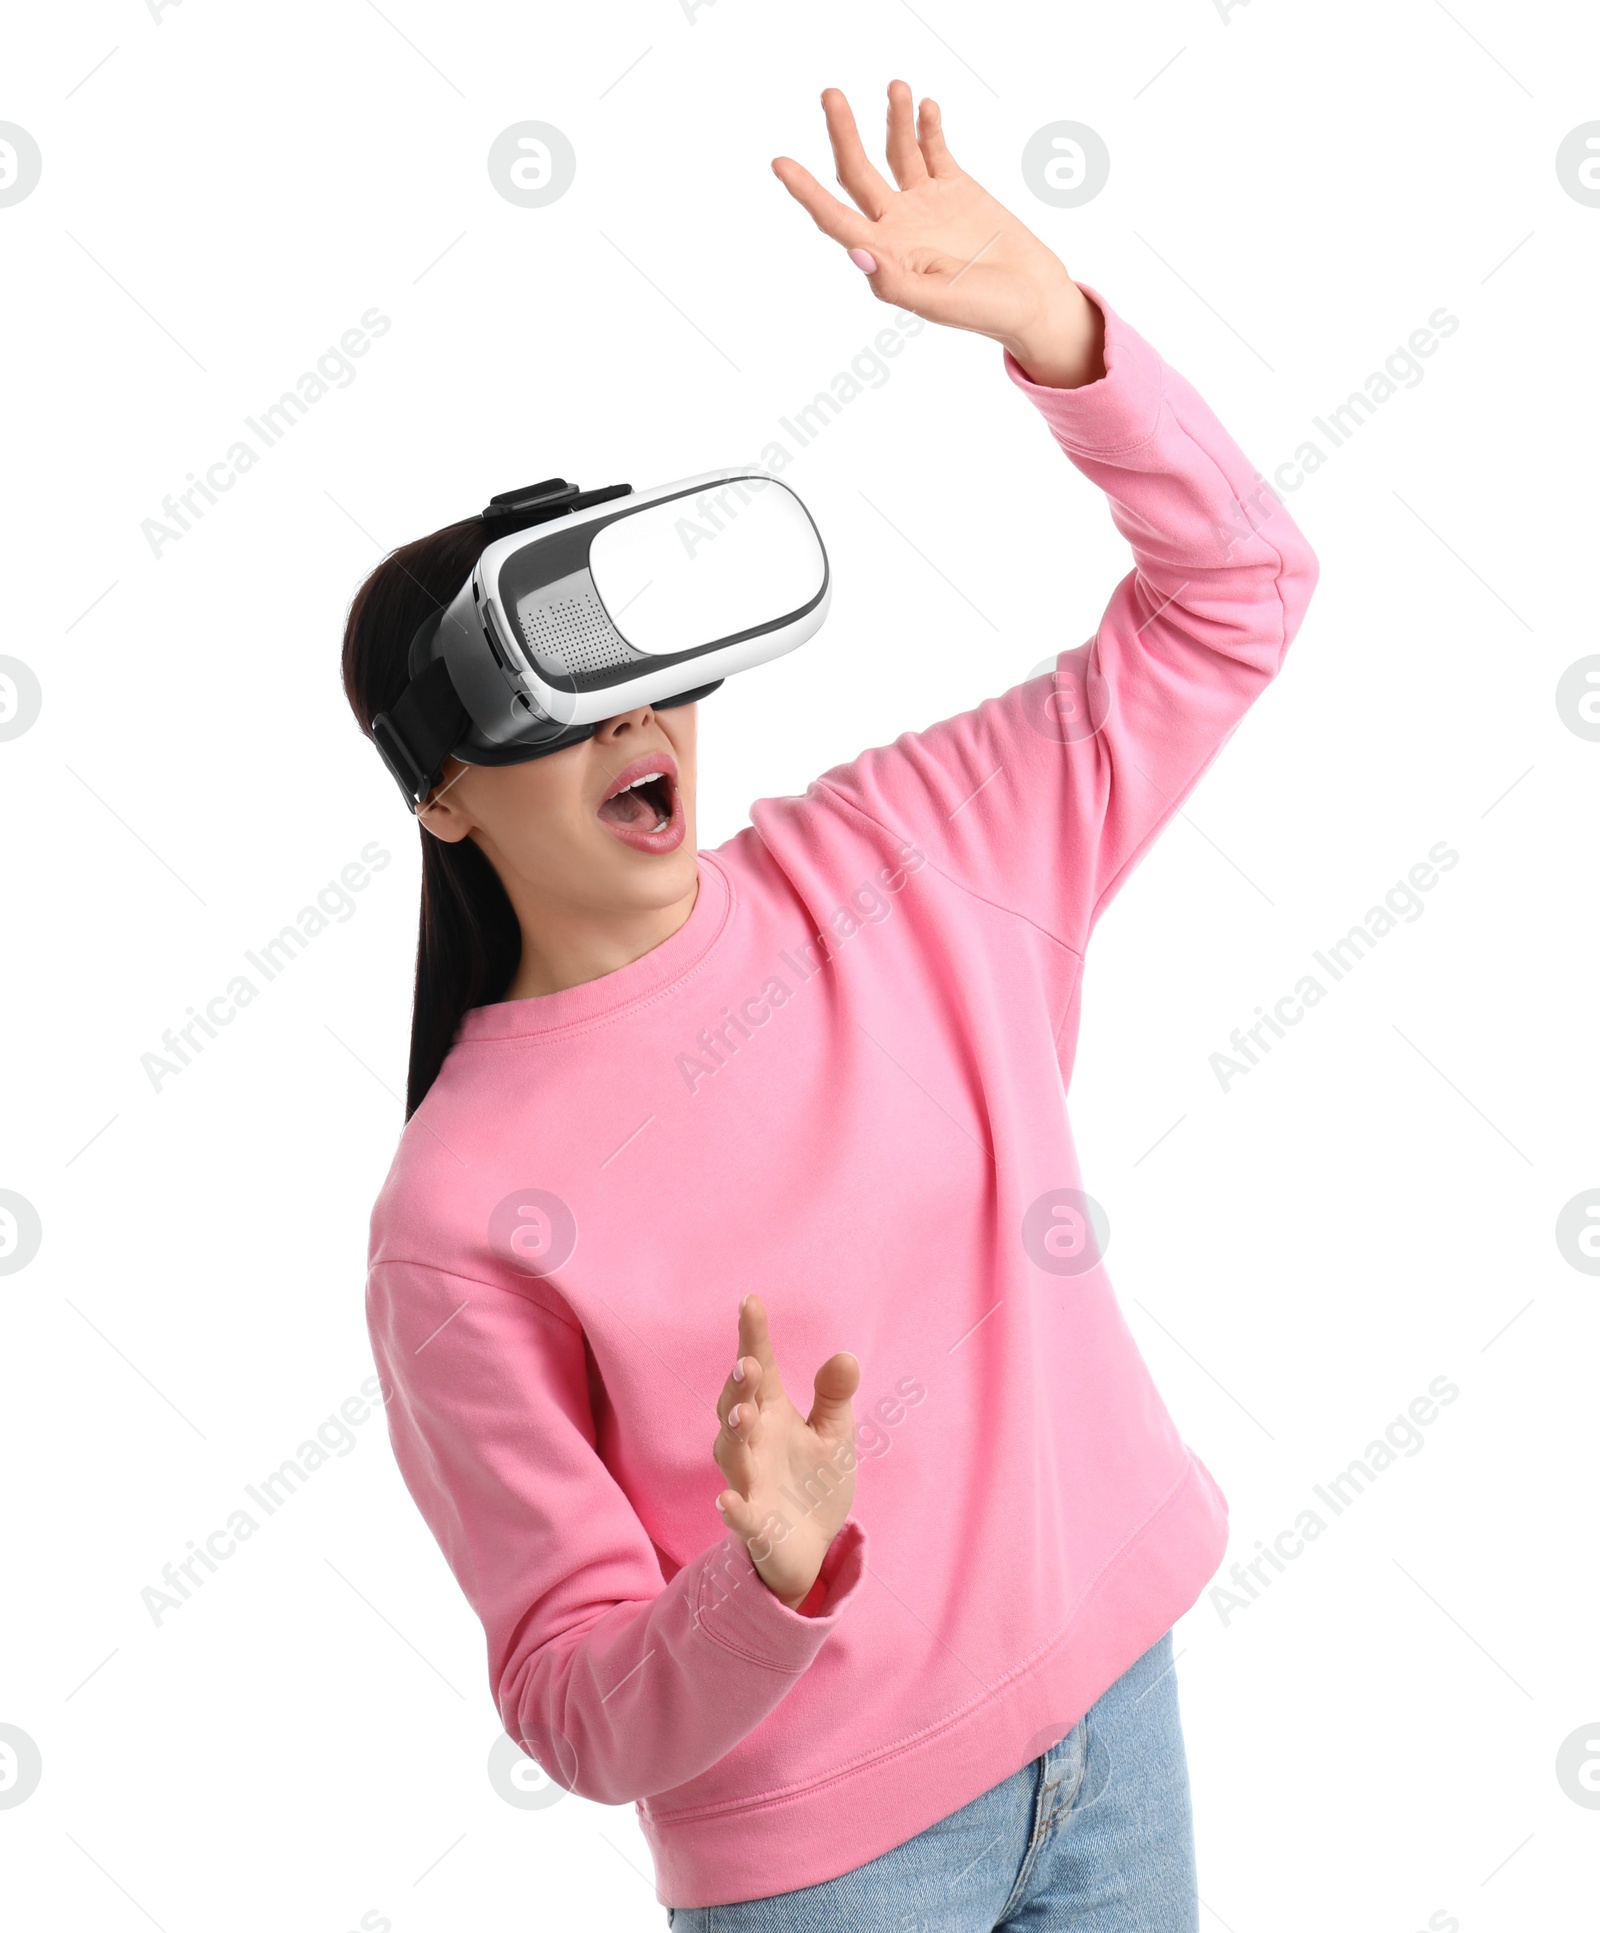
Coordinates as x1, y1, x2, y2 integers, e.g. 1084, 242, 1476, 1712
666, 1630, 1195, 1931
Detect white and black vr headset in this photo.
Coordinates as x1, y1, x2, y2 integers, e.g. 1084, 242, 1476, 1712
371, 470, 830, 809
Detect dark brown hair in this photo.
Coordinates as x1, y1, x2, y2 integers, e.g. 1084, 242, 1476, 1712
340, 521, 521, 1117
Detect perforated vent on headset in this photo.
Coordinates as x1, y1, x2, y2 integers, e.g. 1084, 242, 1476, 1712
518, 581, 644, 677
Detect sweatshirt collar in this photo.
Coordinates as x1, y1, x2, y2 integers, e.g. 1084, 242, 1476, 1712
454, 852, 732, 1043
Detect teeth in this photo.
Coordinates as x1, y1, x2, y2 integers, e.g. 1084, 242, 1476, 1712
614, 770, 665, 798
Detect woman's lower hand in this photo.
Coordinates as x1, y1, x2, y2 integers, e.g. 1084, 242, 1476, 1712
713, 1294, 861, 1610
772, 80, 1105, 391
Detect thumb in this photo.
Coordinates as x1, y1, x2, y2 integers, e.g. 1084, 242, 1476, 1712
806, 1350, 861, 1440
846, 245, 977, 330
846, 245, 919, 305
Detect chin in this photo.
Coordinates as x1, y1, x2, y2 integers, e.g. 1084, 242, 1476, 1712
600, 833, 698, 903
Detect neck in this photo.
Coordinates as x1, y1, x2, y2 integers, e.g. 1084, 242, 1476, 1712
499, 872, 700, 1000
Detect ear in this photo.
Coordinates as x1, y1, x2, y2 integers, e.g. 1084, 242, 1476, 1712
416, 762, 475, 844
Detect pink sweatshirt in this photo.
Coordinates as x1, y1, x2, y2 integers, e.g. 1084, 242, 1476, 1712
365, 282, 1319, 1910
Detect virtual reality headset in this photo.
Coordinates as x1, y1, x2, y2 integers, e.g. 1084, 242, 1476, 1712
370, 470, 830, 809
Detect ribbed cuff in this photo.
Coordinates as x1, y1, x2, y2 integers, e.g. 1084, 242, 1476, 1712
693, 1518, 869, 1670
1002, 281, 1166, 454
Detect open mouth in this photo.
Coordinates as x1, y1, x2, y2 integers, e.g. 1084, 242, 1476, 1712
596, 755, 684, 852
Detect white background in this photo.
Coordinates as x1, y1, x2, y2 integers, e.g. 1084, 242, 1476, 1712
2, 2, 1595, 1929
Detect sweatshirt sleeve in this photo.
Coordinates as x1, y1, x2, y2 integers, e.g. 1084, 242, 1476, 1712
811, 280, 1319, 958
365, 1259, 869, 1804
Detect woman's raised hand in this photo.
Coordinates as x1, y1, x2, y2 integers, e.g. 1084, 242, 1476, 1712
772, 80, 1104, 390
713, 1294, 861, 1610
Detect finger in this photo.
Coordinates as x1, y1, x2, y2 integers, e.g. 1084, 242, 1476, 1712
884, 78, 928, 189
806, 1350, 861, 1440
820, 86, 894, 220
916, 95, 960, 178
714, 1488, 767, 1544
835, 243, 961, 320
722, 1394, 762, 1446
715, 1352, 764, 1431
871, 247, 1006, 331
712, 1392, 758, 1489
771, 156, 876, 252
738, 1294, 785, 1401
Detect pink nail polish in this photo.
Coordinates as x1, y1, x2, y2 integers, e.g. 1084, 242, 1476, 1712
728, 1405, 741, 1430
732, 1358, 745, 1382
848, 248, 878, 275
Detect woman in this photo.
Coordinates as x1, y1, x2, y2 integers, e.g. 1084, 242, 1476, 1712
346, 81, 1317, 1929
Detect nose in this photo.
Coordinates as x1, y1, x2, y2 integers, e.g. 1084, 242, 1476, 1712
593, 704, 656, 741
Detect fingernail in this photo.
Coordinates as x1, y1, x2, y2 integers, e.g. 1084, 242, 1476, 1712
732, 1358, 745, 1382
848, 247, 878, 275
729, 1405, 742, 1430
715, 1496, 726, 1512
